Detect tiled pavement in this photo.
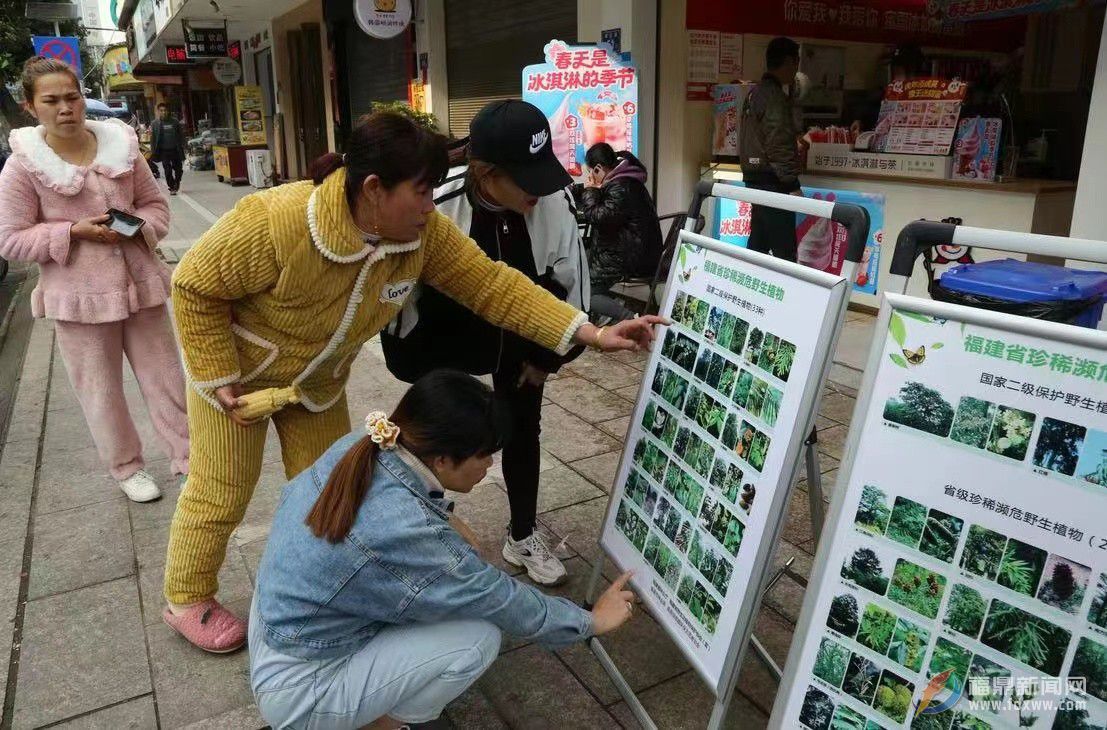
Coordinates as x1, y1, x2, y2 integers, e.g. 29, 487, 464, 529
0, 174, 875, 728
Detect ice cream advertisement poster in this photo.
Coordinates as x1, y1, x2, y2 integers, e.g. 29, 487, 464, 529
522, 39, 638, 178
952, 117, 1002, 182
714, 183, 883, 294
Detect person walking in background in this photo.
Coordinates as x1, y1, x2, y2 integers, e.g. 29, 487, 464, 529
382, 100, 590, 587
580, 143, 662, 323
152, 102, 186, 195
739, 36, 804, 262
163, 110, 662, 654
0, 57, 189, 502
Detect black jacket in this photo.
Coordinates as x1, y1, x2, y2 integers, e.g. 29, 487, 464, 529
381, 172, 588, 383
151, 117, 186, 160
579, 157, 662, 290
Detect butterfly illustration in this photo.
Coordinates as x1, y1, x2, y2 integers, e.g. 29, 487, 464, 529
679, 266, 697, 283
915, 668, 956, 718
903, 346, 926, 365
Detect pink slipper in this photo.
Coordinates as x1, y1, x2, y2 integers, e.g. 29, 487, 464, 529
162, 599, 247, 654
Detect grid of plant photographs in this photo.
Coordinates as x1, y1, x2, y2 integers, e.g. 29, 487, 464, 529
794, 476, 1107, 730
613, 287, 800, 640
883, 383, 1107, 496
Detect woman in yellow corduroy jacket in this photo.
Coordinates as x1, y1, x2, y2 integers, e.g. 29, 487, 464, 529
162, 112, 663, 653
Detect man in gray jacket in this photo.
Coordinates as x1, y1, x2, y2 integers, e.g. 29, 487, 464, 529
739, 37, 802, 261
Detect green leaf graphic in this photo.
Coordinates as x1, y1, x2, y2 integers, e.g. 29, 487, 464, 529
960, 322, 967, 336
931, 342, 944, 349
901, 312, 932, 323
889, 312, 907, 347
678, 245, 687, 269
889, 353, 908, 368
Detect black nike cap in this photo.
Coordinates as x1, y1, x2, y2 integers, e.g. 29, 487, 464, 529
469, 99, 572, 197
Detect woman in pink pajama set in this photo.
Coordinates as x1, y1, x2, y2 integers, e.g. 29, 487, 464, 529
0, 57, 188, 502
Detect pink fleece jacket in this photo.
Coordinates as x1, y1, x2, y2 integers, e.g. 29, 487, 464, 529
0, 119, 172, 324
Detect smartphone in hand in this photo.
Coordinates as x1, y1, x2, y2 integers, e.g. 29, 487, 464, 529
106, 208, 145, 238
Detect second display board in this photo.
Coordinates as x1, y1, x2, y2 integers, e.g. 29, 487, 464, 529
774, 294, 1107, 730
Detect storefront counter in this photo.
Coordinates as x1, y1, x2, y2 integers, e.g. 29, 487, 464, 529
703, 164, 1077, 309
213, 144, 269, 185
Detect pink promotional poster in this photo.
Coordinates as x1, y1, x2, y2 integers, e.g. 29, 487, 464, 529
952, 117, 1002, 182
522, 40, 638, 179
715, 184, 883, 294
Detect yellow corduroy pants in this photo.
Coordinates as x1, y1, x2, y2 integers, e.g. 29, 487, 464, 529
163, 388, 351, 605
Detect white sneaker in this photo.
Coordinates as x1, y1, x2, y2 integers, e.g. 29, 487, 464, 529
118, 470, 162, 502
502, 531, 567, 586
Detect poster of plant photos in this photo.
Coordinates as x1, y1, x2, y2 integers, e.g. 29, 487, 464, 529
774, 295, 1107, 730
601, 236, 847, 693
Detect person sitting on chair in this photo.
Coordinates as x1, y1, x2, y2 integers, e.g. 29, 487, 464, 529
579, 143, 662, 323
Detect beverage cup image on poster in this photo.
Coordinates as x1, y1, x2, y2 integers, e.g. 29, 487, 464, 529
601, 237, 846, 693
773, 295, 1107, 730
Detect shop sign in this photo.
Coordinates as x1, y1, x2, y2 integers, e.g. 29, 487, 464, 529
807, 143, 954, 179
165, 45, 188, 64
103, 45, 138, 90
212, 57, 241, 85
944, 0, 1082, 21
183, 21, 228, 59
601, 236, 847, 692
773, 298, 1107, 729
522, 39, 638, 178
686, 0, 1026, 53
353, 0, 412, 40
234, 85, 266, 145
714, 181, 883, 294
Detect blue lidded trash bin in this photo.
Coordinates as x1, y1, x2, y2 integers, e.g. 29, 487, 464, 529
936, 258, 1107, 329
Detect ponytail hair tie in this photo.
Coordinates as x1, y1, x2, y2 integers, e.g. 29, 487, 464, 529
364, 411, 400, 450
342, 152, 348, 165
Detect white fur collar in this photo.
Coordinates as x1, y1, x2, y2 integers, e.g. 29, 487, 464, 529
8, 118, 139, 195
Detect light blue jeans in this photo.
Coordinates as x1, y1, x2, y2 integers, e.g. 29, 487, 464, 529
248, 601, 502, 729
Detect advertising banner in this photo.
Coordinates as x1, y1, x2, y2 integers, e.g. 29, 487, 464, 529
522, 39, 638, 179
600, 235, 847, 693
875, 78, 967, 156
774, 296, 1107, 730
952, 117, 1002, 182
715, 182, 883, 294
234, 85, 266, 145
686, 30, 719, 101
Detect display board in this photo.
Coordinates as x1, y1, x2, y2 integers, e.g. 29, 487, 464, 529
600, 233, 848, 694
874, 78, 967, 156
773, 294, 1107, 730
522, 39, 638, 179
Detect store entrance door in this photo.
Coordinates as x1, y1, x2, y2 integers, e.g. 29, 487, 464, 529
288, 23, 327, 177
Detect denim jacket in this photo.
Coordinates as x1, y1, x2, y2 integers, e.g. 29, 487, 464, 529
254, 431, 593, 660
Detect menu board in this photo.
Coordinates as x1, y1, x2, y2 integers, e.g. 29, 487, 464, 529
600, 236, 847, 693
234, 85, 266, 146
773, 295, 1107, 730
874, 78, 967, 156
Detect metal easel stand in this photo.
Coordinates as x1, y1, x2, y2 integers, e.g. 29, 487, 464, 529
583, 551, 796, 730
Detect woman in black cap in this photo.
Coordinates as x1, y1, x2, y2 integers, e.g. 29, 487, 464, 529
382, 100, 589, 586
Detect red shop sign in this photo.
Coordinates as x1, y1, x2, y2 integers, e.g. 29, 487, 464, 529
685, 0, 1026, 52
